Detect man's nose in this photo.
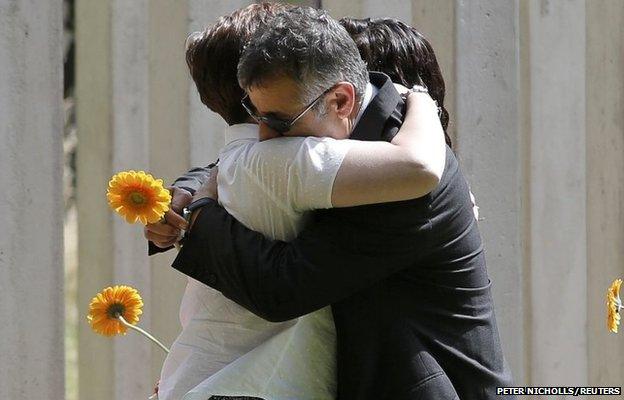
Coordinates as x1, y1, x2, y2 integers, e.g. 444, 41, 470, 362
258, 122, 281, 142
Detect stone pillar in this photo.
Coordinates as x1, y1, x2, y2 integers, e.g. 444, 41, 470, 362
0, 0, 65, 399
455, 0, 524, 384
525, 0, 588, 386
109, 1, 153, 398
586, 0, 624, 386
75, 0, 115, 396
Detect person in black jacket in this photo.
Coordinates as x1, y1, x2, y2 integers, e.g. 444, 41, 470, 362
149, 8, 515, 400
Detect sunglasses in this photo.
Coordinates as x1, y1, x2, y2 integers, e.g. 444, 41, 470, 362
241, 86, 334, 134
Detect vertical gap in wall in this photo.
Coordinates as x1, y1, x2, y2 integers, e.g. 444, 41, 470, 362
518, 0, 532, 387
63, 0, 78, 399
584, 0, 590, 381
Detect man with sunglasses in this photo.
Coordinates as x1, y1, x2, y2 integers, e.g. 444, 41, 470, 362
152, 5, 513, 400
240, 86, 334, 135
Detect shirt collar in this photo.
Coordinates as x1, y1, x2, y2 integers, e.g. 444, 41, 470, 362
353, 82, 378, 127
224, 123, 259, 145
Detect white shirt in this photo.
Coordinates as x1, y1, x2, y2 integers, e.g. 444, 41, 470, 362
158, 124, 353, 400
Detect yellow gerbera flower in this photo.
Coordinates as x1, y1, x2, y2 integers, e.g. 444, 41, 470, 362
607, 278, 622, 333
87, 285, 143, 337
107, 170, 171, 225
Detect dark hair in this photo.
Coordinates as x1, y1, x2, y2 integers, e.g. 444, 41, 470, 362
340, 17, 452, 148
185, 2, 288, 125
237, 7, 368, 112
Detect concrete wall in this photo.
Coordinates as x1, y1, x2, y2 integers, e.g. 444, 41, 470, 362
411, 0, 456, 145
0, 0, 65, 399
526, 0, 588, 386
586, 0, 624, 386
75, 0, 115, 396
455, 0, 525, 383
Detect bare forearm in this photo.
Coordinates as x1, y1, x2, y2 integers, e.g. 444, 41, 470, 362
391, 92, 446, 179
331, 141, 438, 207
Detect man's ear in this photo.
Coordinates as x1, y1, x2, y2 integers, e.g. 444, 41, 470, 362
328, 82, 356, 119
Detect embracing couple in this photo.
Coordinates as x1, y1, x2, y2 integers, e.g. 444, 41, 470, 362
146, 3, 514, 400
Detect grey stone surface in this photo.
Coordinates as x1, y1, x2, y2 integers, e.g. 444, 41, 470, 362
526, 0, 588, 386
0, 0, 65, 398
411, 0, 456, 145
455, 0, 524, 384
586, 0, 624, 386
110, 1, 153, 398
75, 0, 115, 396
324, 0, 411, 22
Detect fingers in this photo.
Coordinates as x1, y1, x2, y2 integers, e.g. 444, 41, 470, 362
193, 167, 219, 200
144, 227, 178, 243
166, 209, 188, 230
144, 209, 186, 243
206, 170, 218, 197
209, 168, 218, 183
146, 216, 180, 236
144, 227, 179, 249
152, 237, 179, 249
168, 187, 193, 213
146, 229, 177, 243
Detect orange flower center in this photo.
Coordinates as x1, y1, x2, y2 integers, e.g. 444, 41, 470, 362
107, 303, 126, 319
129, 191, 147, 205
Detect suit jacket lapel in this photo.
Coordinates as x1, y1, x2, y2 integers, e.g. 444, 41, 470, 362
349, 72, 404, 143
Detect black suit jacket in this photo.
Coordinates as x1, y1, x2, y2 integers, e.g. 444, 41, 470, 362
170, 73, 514, 399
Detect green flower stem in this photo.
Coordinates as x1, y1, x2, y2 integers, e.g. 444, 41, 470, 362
117, 315, 170, 354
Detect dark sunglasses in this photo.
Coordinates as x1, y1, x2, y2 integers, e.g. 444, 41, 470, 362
241, 86, 334, 134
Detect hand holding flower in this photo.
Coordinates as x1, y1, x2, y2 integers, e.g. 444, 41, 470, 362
144, 187, 191, 248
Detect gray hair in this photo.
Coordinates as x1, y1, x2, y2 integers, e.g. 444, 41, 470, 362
237, 6, 368, 115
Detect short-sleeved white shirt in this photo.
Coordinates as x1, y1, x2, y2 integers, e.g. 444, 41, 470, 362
158, 123, 353, 400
